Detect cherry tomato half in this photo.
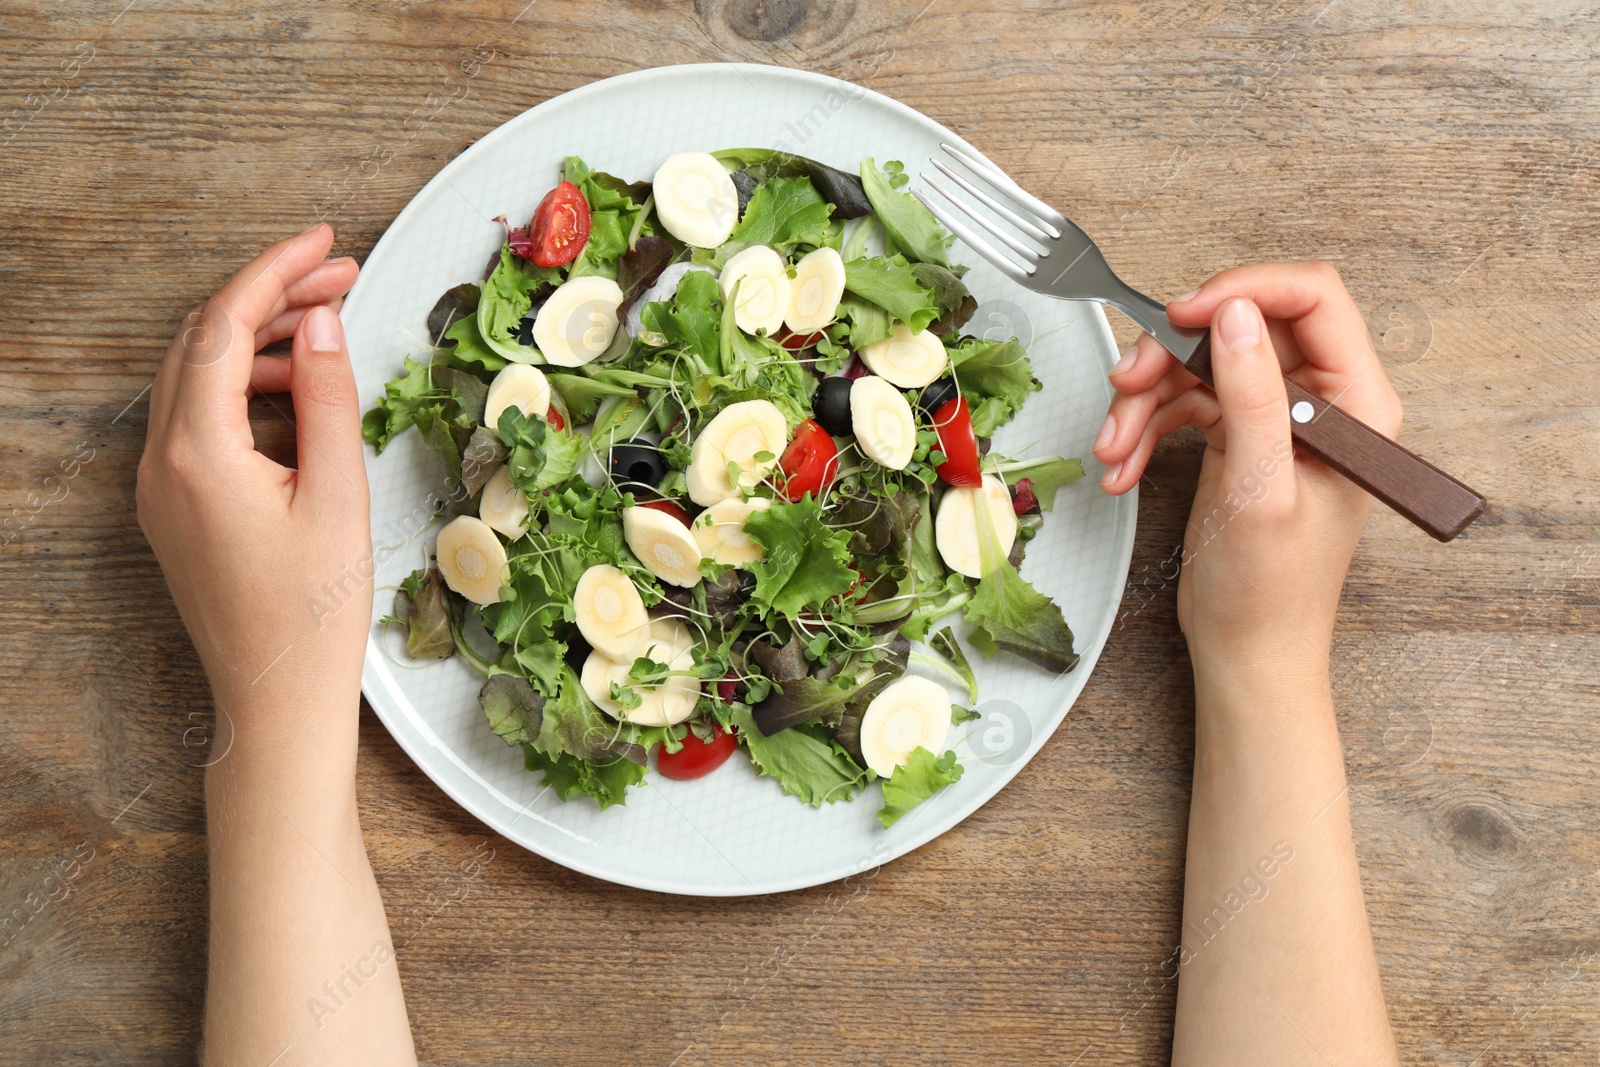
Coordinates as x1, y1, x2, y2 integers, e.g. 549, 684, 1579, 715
641, 498, 693, 527
526, 181, 591, 268
656, 727, 738, 780
777, 418, 840, 501
931, 396, 982, 487
777, 328, 826, 351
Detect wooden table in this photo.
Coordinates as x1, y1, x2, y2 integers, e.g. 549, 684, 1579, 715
3, 2, 1597, 1063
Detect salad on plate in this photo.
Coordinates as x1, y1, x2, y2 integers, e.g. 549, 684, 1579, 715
364, 148, 1085, 826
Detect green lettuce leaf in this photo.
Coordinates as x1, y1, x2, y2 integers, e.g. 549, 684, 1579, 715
717, 175, 835, 264
843, 255, 941, 332
744, 497, 856, 617
640, 270, 723, 378
477, 243, 561, 362
522, 745, 647, 810
546, 372, 639, 423
992, 455, 1086, 511
859, 158, 953, 268
441, 314, 508, 372
962, 485, 1079, 674
831, 294, 893, 350
732, 707, 867, 807
877, 747, 964, 827
949, 337, 1040, 436
362, 355, 482, 460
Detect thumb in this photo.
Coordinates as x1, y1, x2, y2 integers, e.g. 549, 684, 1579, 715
290, 305, 368, 509
1210, 297, 1295, 503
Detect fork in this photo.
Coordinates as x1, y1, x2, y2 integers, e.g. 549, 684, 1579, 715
913, 143, 1487, 543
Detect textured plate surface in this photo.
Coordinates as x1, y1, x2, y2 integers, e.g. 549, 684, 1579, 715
346, 63, 1133, 896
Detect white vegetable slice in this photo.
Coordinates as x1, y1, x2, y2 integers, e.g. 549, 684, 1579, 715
483, 364, 551, 430
622, 506, 704, 587
860, 322, 949, 388
934, 474, 1017, 579
532, 275, 625, 367
692, 496, 772, 566
435, 515, 509, 606
859, 676, 953, 777
849, 375, 916, 471
685, 399, 788, 506
784, 246, 846, 332
477, 465, 530, 541
579, 621, 698, 727
573, 563, 650, 659
719, 245, 792, 336
652, 152, 740, 249
645, 617, 701, 726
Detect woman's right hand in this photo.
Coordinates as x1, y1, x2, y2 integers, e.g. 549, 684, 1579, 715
1094, 262, 1403, 671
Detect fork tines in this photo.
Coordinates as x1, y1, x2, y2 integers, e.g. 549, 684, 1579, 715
914, 143, 1068, 281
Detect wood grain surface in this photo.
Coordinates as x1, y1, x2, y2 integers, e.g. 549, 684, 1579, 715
3, 1, 1598, 1064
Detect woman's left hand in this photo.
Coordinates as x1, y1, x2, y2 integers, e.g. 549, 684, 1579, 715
136, 224, 370, 729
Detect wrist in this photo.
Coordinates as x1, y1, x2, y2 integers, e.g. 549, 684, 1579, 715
1191, 649, 1333, 728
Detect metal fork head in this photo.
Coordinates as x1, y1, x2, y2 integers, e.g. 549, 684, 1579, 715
913, 142, 1109, 300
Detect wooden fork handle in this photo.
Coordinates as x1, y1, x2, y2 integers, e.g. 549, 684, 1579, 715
1181, 335, 1486, 541
1279, 379, 1485, 541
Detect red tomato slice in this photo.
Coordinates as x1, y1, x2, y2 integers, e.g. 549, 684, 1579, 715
546, 405, 566, 432
641, 498, 692, 527
656, 727, 738, 780
777, 328, 825, 351
526, 181, 591, 268
777, 418, 840, 501
931, 397, 982, 487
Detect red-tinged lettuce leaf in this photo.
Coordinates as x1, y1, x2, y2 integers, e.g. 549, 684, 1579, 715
428, 283, 480, 345
479, 671, 544, 746
393, 567, 455, 661
752, 674, 861, 737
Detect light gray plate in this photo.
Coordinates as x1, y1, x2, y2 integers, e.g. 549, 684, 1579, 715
345, 63, 1133, 896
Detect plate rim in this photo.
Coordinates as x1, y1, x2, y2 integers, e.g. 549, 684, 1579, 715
348, 61, 1136, 896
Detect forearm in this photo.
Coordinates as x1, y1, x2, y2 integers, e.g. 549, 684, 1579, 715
1172, 658, 1396, 1066
203, 695, 415, 1067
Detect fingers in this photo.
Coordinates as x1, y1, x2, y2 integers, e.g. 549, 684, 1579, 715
168, 224, 339, 433
255, 296, 346, 350
1098, 388, 1223, 494
288, 306, 367, 509
1109, 332, 1198, 396
1165, 261, 1401, 434
1208, 297, 1296, 502
1097, 358, 1197, 464
281, 257, 358, 310
249, 356, 293, 396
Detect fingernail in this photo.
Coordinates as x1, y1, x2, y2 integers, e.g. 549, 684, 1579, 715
1217, 298, 1261, 349
304, 305, 343, 352
1110, 347, 1138, 376
1171, 288, 1200, 304
1095, 413, 1117, 451
1101, 461, 1122, 487
297, 221, 326, 237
